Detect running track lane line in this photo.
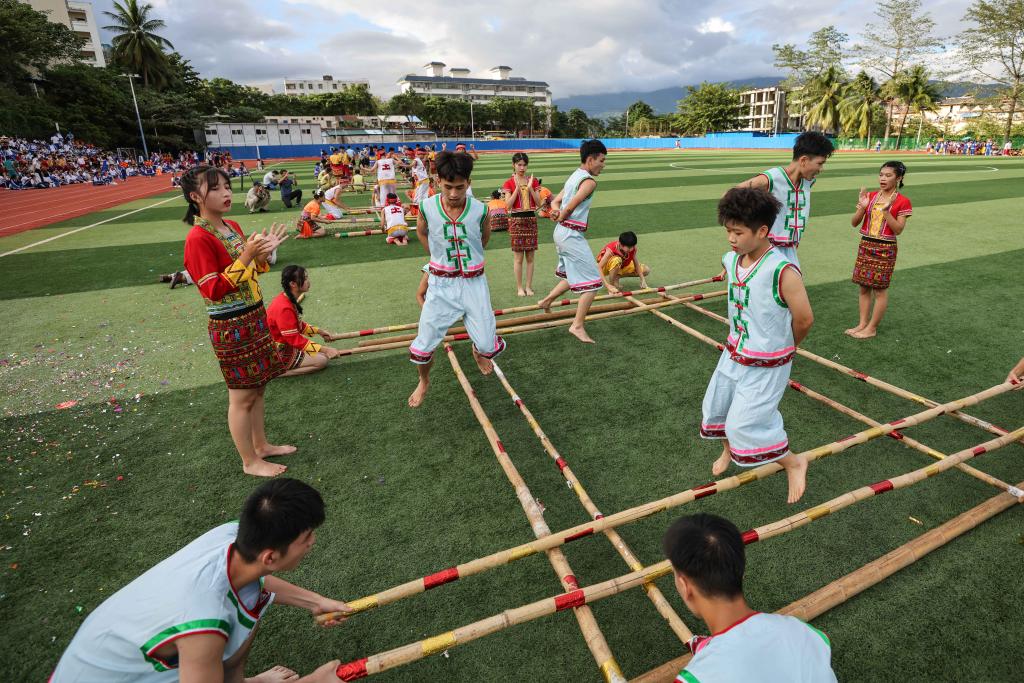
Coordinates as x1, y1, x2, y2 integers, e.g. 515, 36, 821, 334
0, 194, 180, 258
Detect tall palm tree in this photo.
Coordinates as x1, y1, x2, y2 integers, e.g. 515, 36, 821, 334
803, 65, 847, 134
103, 0, 174, 88
892, 65, 943, 149
840, 71, 881, 147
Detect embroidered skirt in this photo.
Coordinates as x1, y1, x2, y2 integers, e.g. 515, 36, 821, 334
508, 211, 538, 252
489, 211, 509, 232
208, 306, 285, 389
852, 237, 898, 289
275, 342, 305, 371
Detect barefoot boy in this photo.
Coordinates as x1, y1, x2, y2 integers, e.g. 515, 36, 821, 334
407, 151, 505, 407
662, 513, 838, 682
736, 131, 834, 269
596, 230, 650, 293
538, 139, 607, 344
700, 188, 813, 504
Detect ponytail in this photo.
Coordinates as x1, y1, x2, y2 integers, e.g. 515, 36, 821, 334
281, 265, 307, 315
181, 165, 232, 224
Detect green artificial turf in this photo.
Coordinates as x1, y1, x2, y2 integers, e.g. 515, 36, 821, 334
0, 151, 1022, 681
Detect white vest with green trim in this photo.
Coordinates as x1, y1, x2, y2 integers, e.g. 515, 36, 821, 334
724, 247, 798, 367
423, 194, 487, 277
559, 167, 597, 231
762, 166, 814, 247
51, 523, 273, 682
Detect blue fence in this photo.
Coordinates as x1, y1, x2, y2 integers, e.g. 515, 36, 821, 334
219, 132, 803, 159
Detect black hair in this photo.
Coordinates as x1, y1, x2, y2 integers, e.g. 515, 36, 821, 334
386, 192, 399, 201
718, 187, 781, 232
235, 478, 325, 562
512, 152, 530, 166
281, 265, 307, 315
436, 151, 474, 181
880, 160, 907, 188
490, 189, 502, 200
618, 231, 638, 247
181, 165, 231, 224
792, 131, 835, 160
662, 513, 745, 599
580, 139, 608, 163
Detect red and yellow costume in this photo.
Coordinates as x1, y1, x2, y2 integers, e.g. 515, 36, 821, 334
596, 240, 641, 277
852, 191, 912, 290
501, 174, 541, 252
266, 292, 322, 369
183, 219, 283, 389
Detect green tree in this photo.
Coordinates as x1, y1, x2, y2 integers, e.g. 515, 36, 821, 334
958, 0, 1024, 142
803, 66, 848, 133
891, 65, 943, 147
0, 0, 84, 91
773, 26, 849, 85
840, 71, 881, 140
853, 0, 945, 140
102, 0, 174, 88
43, 65, 135, 148
675, 82, 741, 134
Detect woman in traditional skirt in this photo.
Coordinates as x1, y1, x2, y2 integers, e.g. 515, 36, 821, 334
845, 161, 912, 339
267, 265, 344, 376
501, 152, 542, 296
182, 165, 294, 477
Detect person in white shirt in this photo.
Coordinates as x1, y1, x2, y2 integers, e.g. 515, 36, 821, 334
662, 514, 837, 683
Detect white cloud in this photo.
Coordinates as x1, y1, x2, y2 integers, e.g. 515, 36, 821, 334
697, 17, 735, 34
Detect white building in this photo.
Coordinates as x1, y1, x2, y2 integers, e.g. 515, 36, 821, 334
251, 75, 370, 96
25, 0, 106, 66
201, 122, 324, 149
397, 63, 552, 108
737, 86, 804, 133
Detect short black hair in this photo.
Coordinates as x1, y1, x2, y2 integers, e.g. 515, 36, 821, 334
618, 231, 637, 247
235, 479, 325, 562
662, 513, 745, 599
580, 139, 607, 163
490, 189, 502, 200
792, 132, 834, 160
718, 187, 781, 232
436, 151, 474, 181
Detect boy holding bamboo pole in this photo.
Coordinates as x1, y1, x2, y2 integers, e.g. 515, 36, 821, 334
699, 188, 813, 504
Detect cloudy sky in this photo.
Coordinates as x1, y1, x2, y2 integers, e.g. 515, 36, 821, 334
91, 0, 974, 98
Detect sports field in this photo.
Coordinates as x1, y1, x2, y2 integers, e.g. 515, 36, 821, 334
1, 149, 1022, 681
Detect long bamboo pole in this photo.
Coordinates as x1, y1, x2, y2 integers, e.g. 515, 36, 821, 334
489, 360, 695, 645
630, 476, 1024, 683
316, 381, 1019, 623
332, 427, 1024, 681
442, 344, 626, 683
329, 275, 723, 341
678, 298, 1024, 445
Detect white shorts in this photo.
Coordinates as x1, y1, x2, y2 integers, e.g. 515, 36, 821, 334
700, 349, 792, 465
553, 224, 602, 293
414, 181, 430, 204
409, 275, 506, 364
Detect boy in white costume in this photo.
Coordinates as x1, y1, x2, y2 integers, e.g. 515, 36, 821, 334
408, 151, 505, 408
663, 513, 837, 683
51, 479, 349, 682
700, 187, 813, 504
736, 132, 834, 269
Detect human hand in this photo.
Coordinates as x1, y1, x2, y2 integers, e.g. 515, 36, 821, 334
322, 347, 344, 360
856, 187, 870, 211
312, 598, 352, 626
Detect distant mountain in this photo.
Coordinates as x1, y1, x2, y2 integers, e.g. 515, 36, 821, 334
553, 77, 783, 118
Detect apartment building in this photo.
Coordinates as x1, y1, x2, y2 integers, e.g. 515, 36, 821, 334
26, 0, 106, 66
251, 75, 370, 96
397, 63, 551, 107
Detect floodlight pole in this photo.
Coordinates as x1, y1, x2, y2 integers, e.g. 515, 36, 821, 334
123, 74, 148, 159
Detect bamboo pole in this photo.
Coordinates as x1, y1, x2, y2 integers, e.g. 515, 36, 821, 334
316, 381, 1019, 623
333, 427, 1024, 681
490, 360, 695, 645
328, 275, 723, 341
442, 345, 626, 683
631, 476, 1024, 683
331, 229, 386, 239
677, 298, 1024, 446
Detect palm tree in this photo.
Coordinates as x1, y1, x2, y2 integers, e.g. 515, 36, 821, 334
103, 0, 174, 88
892, 65, 943, 149
840, 71, 881, 147
803, 66, 847, 134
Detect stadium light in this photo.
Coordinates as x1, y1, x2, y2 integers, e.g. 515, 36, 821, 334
121, 73, 149, 160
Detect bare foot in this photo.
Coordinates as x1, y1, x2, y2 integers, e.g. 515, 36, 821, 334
517, 288, 527, 297
245, 665, 299, 683
525, 287, 534, 296
537, 298, 553, 313
712, 447, 731, 476
843, 325, 865, 336
568, 324, 595, 344
473, 349, 494, 375
779, 452, 808, 504
256, 444, 297, 457
243, 460, 288, 477
408, 380, 430, 408
851, 328, 877, 339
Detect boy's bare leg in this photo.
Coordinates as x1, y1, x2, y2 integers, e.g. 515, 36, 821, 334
408, 360, 432, 408
568, 290, 596, 343
712, 440, 731, 476
778, 450, 808, 503
251, 387, 297, 458
472, 347, 494, 375
538, 280, 570, 313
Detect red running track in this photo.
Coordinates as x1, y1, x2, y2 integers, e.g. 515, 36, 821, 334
0, 175, 179, 238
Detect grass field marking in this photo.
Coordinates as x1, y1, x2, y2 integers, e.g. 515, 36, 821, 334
0, 195, 181, 258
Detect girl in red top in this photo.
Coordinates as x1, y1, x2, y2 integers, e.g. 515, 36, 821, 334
501, 152, 542, 296
267, 265, 343, 376
846, 161, 912, 339
181, 165, 293, 477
